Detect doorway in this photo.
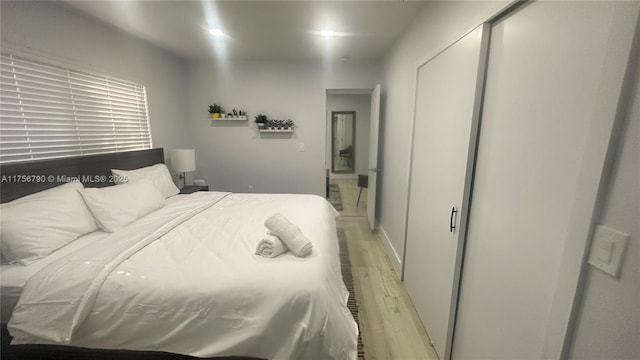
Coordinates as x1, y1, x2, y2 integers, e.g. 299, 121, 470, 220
325, 91, 372, 218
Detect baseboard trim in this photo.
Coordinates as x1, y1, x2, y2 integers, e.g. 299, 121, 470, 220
378, 225, 403, 279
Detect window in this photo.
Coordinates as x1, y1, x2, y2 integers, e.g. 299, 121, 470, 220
0, 52, 152, 164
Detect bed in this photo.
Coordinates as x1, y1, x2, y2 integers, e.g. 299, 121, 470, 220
0, 149, 358, 360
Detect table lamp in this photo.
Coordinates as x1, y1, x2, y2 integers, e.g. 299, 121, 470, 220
170, 149, 196, 189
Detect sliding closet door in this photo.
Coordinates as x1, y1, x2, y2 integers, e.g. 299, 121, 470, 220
403, 25, 487, 359
453, 2, 636, 358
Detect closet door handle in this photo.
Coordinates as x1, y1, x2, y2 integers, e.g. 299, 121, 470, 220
450, 206, 457, 233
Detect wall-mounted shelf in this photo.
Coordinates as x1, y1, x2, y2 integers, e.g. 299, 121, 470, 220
210, 116, 248, 121
259, 128, 294, 133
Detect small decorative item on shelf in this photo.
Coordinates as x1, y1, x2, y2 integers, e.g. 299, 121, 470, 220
209, 104, 247, 121
255, 113, 268, 129
260, 119, 294, 131
208, 104, 222, 118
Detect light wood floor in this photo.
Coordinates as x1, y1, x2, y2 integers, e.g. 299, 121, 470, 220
332, 178, 368, 218
333, 178, 439, 360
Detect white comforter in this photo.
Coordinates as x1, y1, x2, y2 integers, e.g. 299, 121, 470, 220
8, 192, 357, 360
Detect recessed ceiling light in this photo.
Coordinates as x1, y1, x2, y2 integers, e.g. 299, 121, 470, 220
208, 28, 225, 37
320, 30, 335, 37
340, 56, 349, 61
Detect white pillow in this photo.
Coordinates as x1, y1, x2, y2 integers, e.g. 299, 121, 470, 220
1, 182, 99, 265
111, 164, 179, 199
78, 180, 164, 233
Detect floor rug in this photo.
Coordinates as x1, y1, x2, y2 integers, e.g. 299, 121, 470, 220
337, 227, 366, 360
327, 184, 343, 211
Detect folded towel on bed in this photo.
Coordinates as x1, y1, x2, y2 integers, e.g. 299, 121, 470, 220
264, 213, 313, 257
255, 233, 288, 258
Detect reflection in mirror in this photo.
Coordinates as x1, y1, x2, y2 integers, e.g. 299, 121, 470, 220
331, 111, 355, 173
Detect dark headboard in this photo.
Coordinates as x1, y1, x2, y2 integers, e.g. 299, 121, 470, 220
0, 148, 165, 203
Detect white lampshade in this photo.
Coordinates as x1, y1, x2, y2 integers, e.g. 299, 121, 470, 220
170, 149, 196, 173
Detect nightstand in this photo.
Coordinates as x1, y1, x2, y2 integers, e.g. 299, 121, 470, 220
179, 185, 209, 194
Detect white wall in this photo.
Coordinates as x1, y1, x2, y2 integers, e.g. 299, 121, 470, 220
568, 49, 640, 360
326, 94, 371, 177
186, 60, 380, 195
378, 0, 510, 271
0, 1, 192, 161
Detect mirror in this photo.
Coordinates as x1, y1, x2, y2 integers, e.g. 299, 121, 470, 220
331, 111, 356, 173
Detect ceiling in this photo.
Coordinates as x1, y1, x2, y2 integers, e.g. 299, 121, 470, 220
62, 1, 427, 61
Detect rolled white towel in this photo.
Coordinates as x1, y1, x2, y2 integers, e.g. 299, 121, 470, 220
264, 213, 313, 257
255, 233, 288, 258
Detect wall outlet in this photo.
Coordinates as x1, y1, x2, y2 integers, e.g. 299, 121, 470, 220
248, 185, 254, 193
299, 142, 305, 152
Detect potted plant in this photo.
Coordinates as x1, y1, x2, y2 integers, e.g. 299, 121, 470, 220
285, 119, 294, 130
208, 104, 222, 118
254, 114, 268, 129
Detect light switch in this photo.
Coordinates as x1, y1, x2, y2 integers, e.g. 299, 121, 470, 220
595, 238, 613, 264
587, 225, 629, 277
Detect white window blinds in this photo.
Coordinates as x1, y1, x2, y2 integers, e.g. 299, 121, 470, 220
0, 53, 152, 164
